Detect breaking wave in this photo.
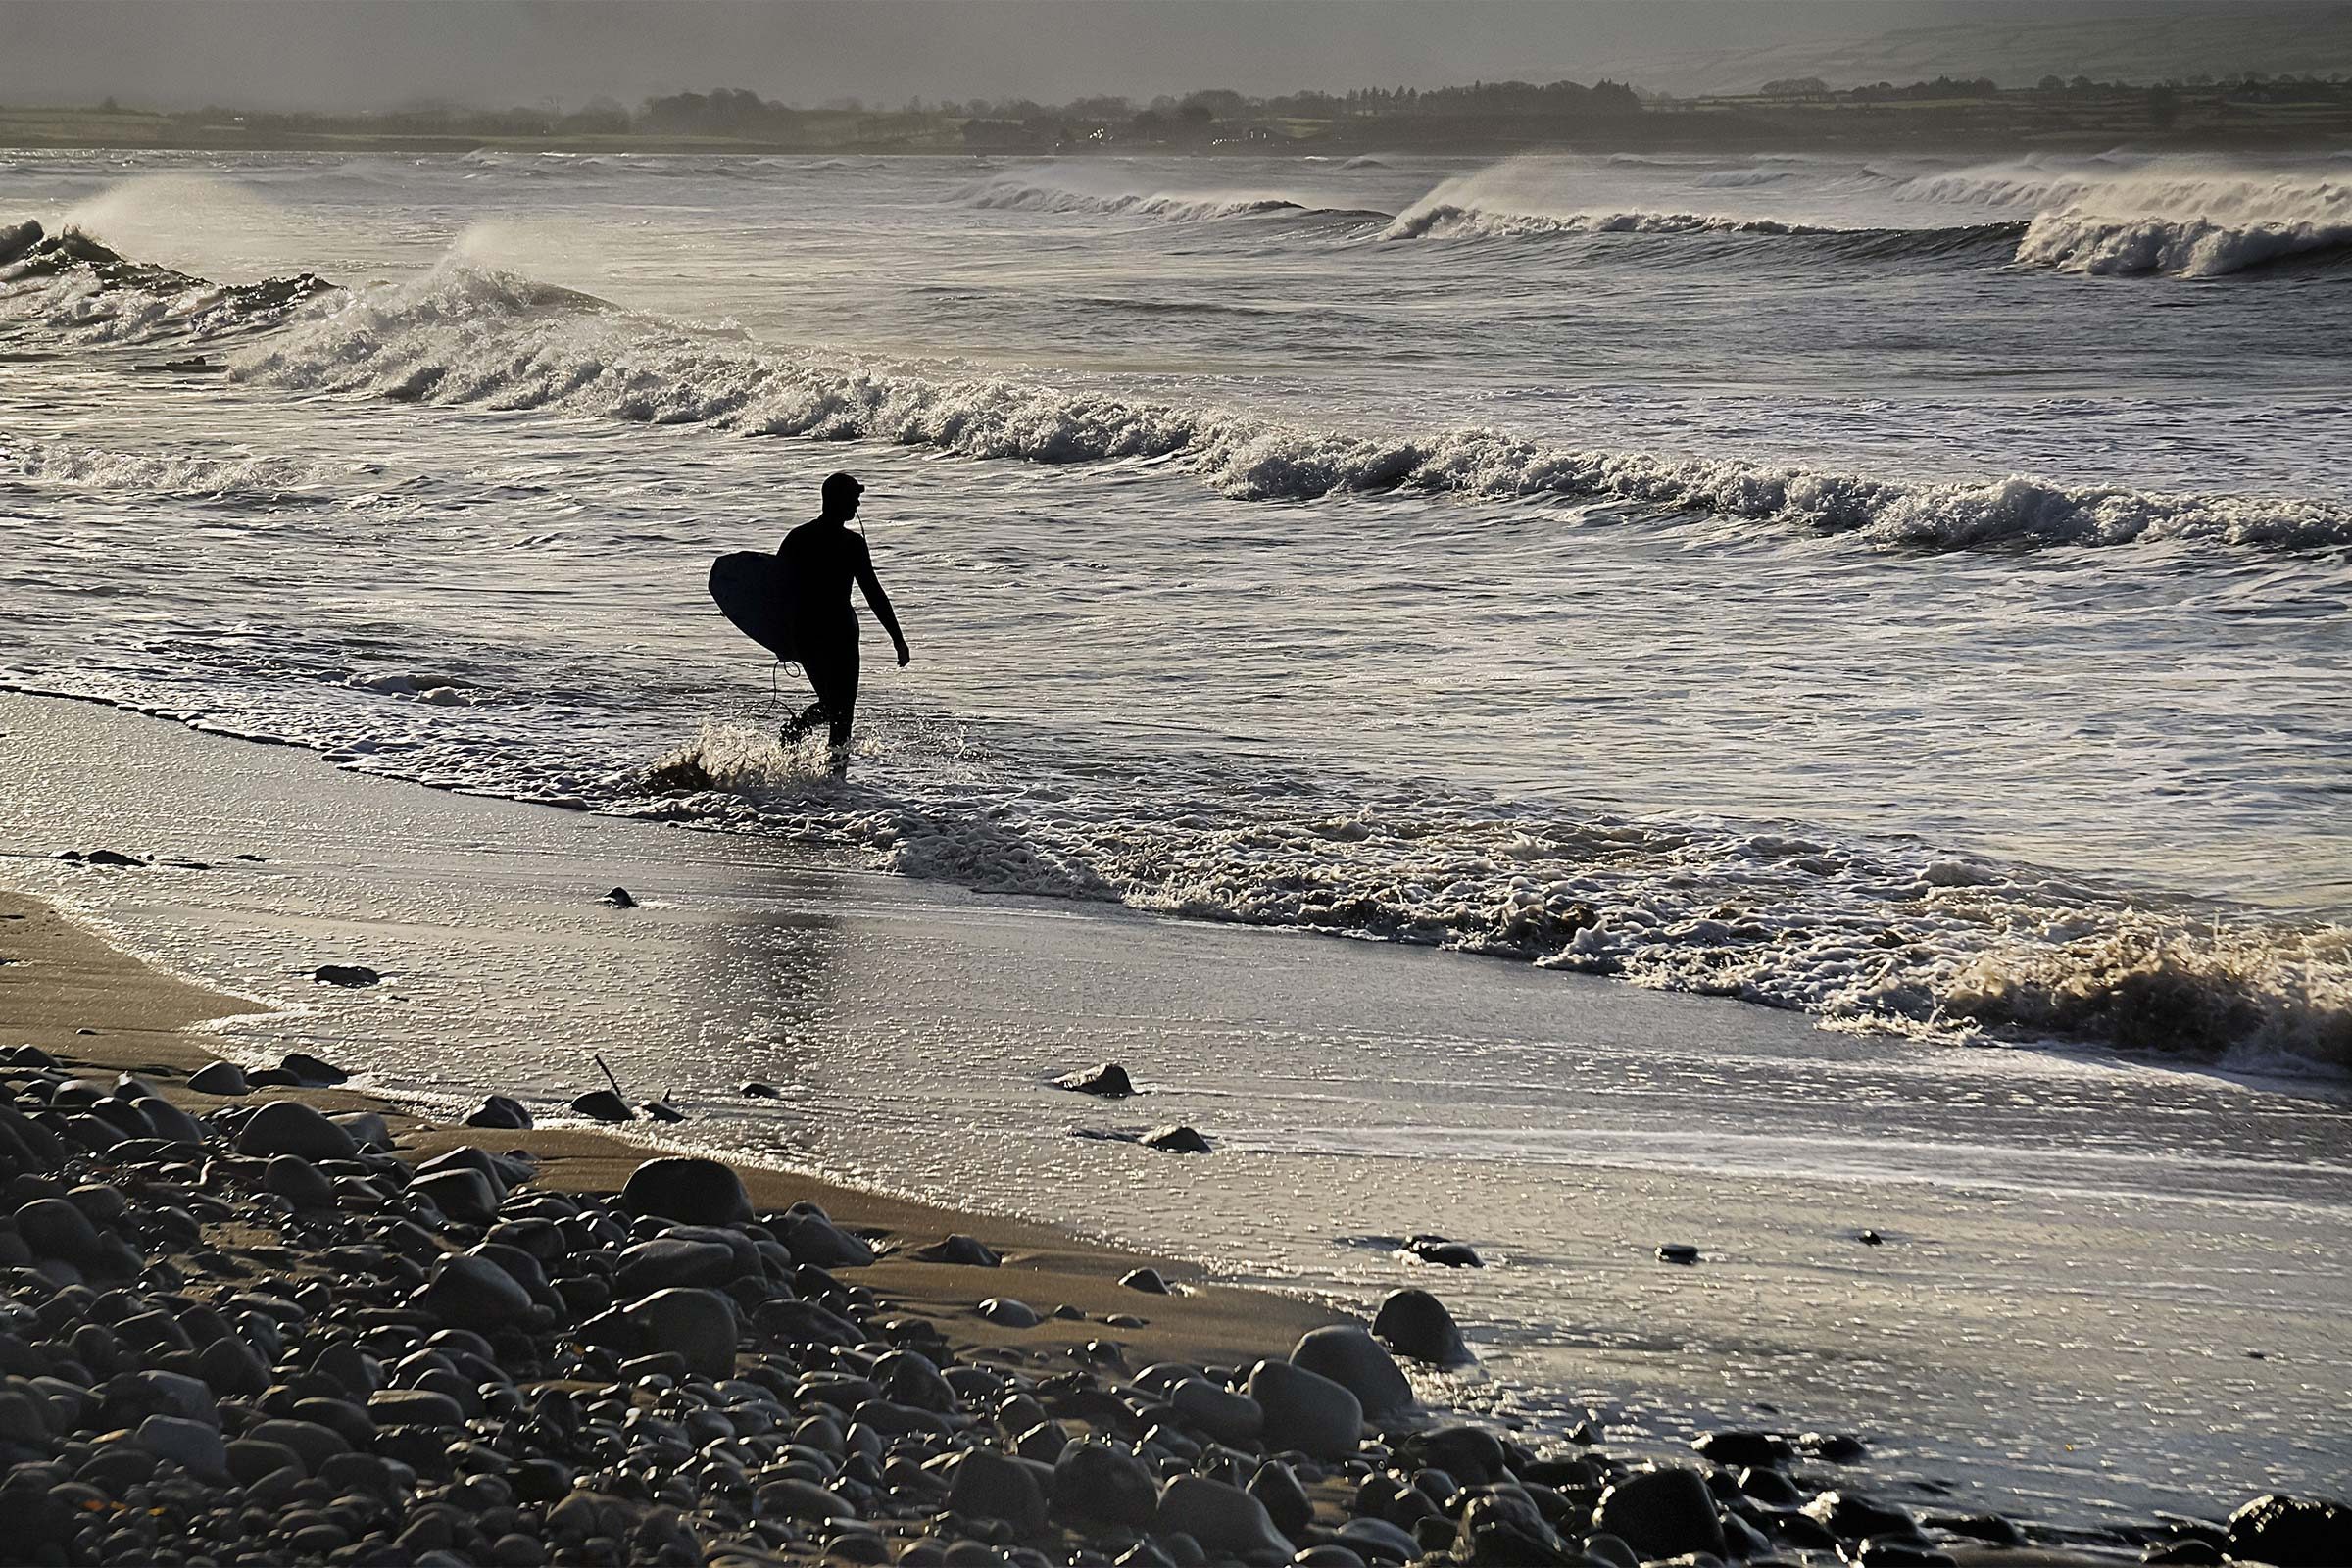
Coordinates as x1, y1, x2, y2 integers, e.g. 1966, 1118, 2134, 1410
0, 221, 335, 343
957, 172, 1389, 224
202, 264, 2352, 552
613, 723, 2352, 1077
2, 439, 333, 499
1381, 204, 1834, 241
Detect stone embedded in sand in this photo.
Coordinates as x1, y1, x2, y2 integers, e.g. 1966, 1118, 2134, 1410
261, 1155, 340, 1209
739, 1081, 781, 1098
626, 1288, 738, 1379
416, 1252, 534, 1329
640, 1101, 685, 1123
1405, 1425, 1509, 1488
946, 1447, 1050, 1534
1142, 1123, 1211, 1154
1859, 1228, 1884, 1245
464, 1094, 532, 1130
2228, 1496, 2352, 1568
1248, 1458, 1314, 1541
782, 1205, 875, 1268
1373, 1287, 1473, 1368
1050, 1439, 1157, 1529
186, 1061, 251, 1097
280, 1051, 350, 1085
1593, 1466, 1728, 1562
619, 1156, 753, 1226
1796, 1430, 1867, 1462
1119, 1266, 1171, 1294
603, 887, 637, 907
1052, 1060, 1135, 1097
312, 965, 379, 988
1806, 1489, 1920, 1542
1247, 1357, 1362, 1459
1157, 1474, 1294, 1560
412, 1168, 502, 1226
976, 1298, 1041, 1329
1170, 1377, 1264, 1447
568, 1089, 634, 1123
1291, 1324, 1415, 1419
1657, 1243, 1700, 1264
234, 1101, 359, 1161
83, 849, 148, 867
1405, 1234, 1482, 1267
911, 1234, 1001, 1267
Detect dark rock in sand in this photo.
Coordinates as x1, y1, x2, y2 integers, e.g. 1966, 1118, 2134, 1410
416, 1253, 535, 1329
625, 1287, 738, 1379
1292, 1323, 1415, 1419
1158, 1474, 1294, 1560
1373, 1287, 1473, 1367
603, 887, 637, 907
1170, 1377, 1264, 1447
1458, 1489, 1577, 1565
1400, 1426, 1508, 1488
1593, 1466, 1728, 1562
312, 965, 380, 987
235, 1101, 360, 1160
261, 1154, 341, 1209
781, 1204, 875, 1267
640, 1101, 686, 1122
911, 1233, 1001, 1267
620, 1156, 753, 1226
279, 1050, 349, 1085
1860, 1228, 1885, 1245
18, 1197, 105, 1263
1404, 1234, 1483, 1267
1120, 1266, 1171, 1294
1053, 1061, 1135, 1097
568, 1089, 634, 1122
1250, 1458, 1315, 1541
1693, 1429, 1795, 1468
1051, 1439, 1157, 1529
1797, 1430, 1868, 1462
615, 1238, 740, 1295
369, 1388, 467, 1430
1806, 1489, 1920, 1541
412, 1167, 502, 1225
464, 1094, 533, 1130
976, 1297, 1041, 1329
739, 1081, 780, 1098
1142, 1123, 1211, 1154
1247, 1357, 1362, 1459
2227, 1494, 2352, 1568
186, 1060, 251, 1096
133, 1412, 230, 1479
1657, 1243, 1700, 1264
946, 1447, 1049, 1535
83, 849, 149, 867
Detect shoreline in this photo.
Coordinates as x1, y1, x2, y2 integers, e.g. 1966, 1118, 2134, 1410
2, 882, 2188, 1568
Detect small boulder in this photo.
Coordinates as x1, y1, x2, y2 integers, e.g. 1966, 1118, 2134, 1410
615, 1238, 741, 1295
569, 1089, 633, 1122
946, 1448, 1049, 1535
626, 1288, 737, 1379
133, 1414, 230, 1480
187, 1061, 251, 1096
1291, 1324, 1415, 1419
1593, 1466, 1728, 1562
415, 1253, 534, 1330
1372, 1288, 1473, 1367
1053, 1061, 1135, 1097
910, 1234, 1001, 1266
1157, 1474, 1292, 1560
280, 1051, 349, 1085
1657, 1244, 1700, 1265
739, 1081, 781, 1098
262, 1155, 341, 1209
1119, 1266, 1171, 1294
1247, 1357, 1361, 1459
312, 965, 379, 987
464, 1095, 532, 1130
977, 1298, 1041, 1329
1404, 1234, 1483, 1267
2226, 1495, 2352, 1568
235, 1101, 359, 1161
1170, 1377, 1264, 1447
1142, 1123, 1210, 1154
1248, 1459, 1314, 1541
1052, 1439, 1157, 1529
411, 1167, 501, 1225
619, 1156, 753, 1226
781, 1205, 874, 1267
603, 887, 637, 907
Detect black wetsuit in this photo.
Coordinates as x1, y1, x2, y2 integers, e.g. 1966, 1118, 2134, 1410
778, 518, 881, 755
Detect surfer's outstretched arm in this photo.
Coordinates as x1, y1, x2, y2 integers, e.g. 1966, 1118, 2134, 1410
854, 545, 911, 667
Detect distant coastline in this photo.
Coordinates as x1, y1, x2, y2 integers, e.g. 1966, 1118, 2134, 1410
9, 72, 2352, 155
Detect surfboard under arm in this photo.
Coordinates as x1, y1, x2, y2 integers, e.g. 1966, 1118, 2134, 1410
709, 551, 801, 662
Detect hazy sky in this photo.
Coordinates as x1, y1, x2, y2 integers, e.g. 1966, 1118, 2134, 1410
0, 0, 2298, 111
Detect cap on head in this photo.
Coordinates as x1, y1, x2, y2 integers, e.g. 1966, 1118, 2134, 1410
821, 471, 863, 511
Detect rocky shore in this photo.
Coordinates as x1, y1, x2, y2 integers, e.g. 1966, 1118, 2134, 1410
2, 891, 2346, 1568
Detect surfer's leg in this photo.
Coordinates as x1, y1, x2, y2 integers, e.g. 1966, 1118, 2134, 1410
781, 699, 827, 742
817, 639, 859, 777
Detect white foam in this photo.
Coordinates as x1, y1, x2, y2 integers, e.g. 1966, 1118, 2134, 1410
220, 265, 2352, 551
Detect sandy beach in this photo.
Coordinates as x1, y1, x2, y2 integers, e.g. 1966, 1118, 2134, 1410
4, 688, 2347, 1568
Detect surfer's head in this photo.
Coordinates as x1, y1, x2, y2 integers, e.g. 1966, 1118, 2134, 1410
820, 471, 863, 520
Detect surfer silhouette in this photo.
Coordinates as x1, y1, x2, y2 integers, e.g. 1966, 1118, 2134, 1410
772, 471, 910, 776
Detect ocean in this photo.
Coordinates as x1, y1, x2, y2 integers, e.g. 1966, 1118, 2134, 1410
4, 145, 2350, 1528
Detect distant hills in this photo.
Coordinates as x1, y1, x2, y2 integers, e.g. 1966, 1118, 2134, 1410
1609, 3, 2352, 96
